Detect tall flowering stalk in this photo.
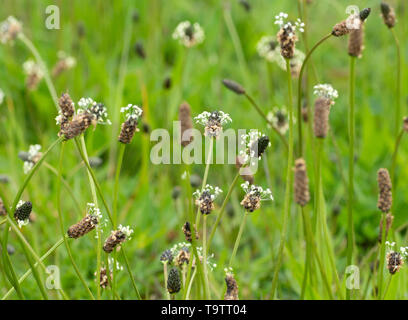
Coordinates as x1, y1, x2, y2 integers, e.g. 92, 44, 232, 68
270, 12, 303, 298
346, 8, 371, 300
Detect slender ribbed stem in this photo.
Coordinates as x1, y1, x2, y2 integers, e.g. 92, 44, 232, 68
206, 171, 240, 255
228, 212, 249, 268
112, 143, 126, 298
378, 211, 387, 299
390, 28, 401, 139
296, 33, 332, 157
382, 275, 393, 300
390, 129, 404, 190
346, 57, 356, 300
300, 206, 312, 299
202, 214, 210, 299
2, 237, 65, 300
163, 262, 170, 300
57, 143, 95, 300
75, 140, 142, 300
271, 59, 294, 298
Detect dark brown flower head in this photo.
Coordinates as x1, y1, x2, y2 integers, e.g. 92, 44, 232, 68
313, 97, 331, 138
222, 79, 246, 95
58, 93, 75, 120
134, 41, 146, 59
381, 3, 396, 28
175, 247, 190, 268
332, 8, 370, 37
103, 230, 126, 253
167, 268, 181, 294
118, 104, 143, 144
250, 135, 270, 158
194, 185, 222, 215
0, 16, 22, 44
224, 273, 239, 300
378, 212, 394, 243
182, 221, 192, 243
160, 249, 174, 264
196, 190, 214, 215
163, 76, 172, 89
403, 117, 408, 132
67, 208, 99, 239
195, 111, 231, 138
348, 22, 365, 58
294, 158, 310, 207
386, 251, 403, 274
377, 168, 392, 213
240, 182, 273, 212
98, 267, 112, 289
179, 102, 194, 147
14, 201, 32, 225
0, 197, 7, 216
59, 111, 96, 140
277, 24, 297, 59
239, 0, 251, 12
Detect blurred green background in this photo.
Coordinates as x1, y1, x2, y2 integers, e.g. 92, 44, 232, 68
0, 0, 407, 299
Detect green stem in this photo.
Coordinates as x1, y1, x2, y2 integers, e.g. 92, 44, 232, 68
228, 212, 249, 268
390, 28, 401, 139
2, 237, 65, 300
346, 56, 356, 300
57, 143, 95, 300
74, 140, 142, 299
300, 206, 312, 300
271, 59, 294, 298
112, 143, 126, 298
390, 130, 404, 190
296, 33, 332, 157
163, 262, 170, 300
382, 275, 393, 300
378, 212, 387, 299
202, 215, 210, 299
206, 172, 240, 255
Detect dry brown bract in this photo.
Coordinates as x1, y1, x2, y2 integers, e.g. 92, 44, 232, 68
103, 230, 126, 253
377, 168, 392, 213
313, 97, 331, 138
224, 273, 239, 300
294, 158, 310, 207
67, 214, 98, 239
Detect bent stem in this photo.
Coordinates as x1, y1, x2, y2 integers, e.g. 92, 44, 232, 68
271, 59, 294, 298
57, 143, 95, 300
2, 237, 65, 300
296, 33, 332, 157
244, 93, 288, 151
346, 56, 356, 300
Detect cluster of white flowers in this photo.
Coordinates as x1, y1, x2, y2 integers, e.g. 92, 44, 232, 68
267, 107, 291, 134
57, 51, 76, 69
386, 241, 408, 258
23, 144, 42, 174
120, 104, 143, 124
87, 202, 102, 221
0, 88, 4, 105
0, 16, 22, 44
118, 224, 134, 240
16, 200, 29, 228
256, 36, 279, 62
193, 184, 223, 200
239, 131, 270, 166
172, 21, 205, 48
400, 246, 408, 258
23, 59, 44, 79
170, 242, 191, 257
275, 12, 305, 34
77, 97, 111, 125
241, 181, 274, 201
257, 36, 304, 74
195, 110, 232, 137
224, 266, 234, 275
194, 111, 232, 126
196, 246, 217, 271
313, 84, 339, 102
108, 257, 123, 271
